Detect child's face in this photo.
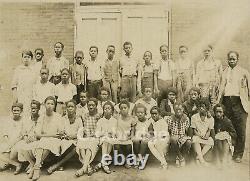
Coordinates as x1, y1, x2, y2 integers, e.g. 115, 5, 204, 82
89, 48, 98, 59
87, 101, 97, 113
179, 47, 188, 58
151, 109, 160, 122
103, 104, 113, 118
100, 90, 109, 101
168, 92, 176, 102
123, 44, 132, 55
160, 46, 168, 59
143, 52, 152, 64
45, 100, 55, 112
66, 102, 76, 115
61, 70, 70, 82
31, 104, 39, 116
79, 93, 87, 105
120, 104, 129, 116
174, 104, 184, 117
54, 43, 63, 56
40, 69, 49, 81
215, 107, 224, 120
35, 50, 43, 61
144, 88, 152, 99
120, 97, 129, 102
22, 53, 32, 66
190, 90, 199, 101
203, 47, 212, 58
12, 107, 22, 118
107, 47, 115, 59
199, 105, 207, 117
75, 53, 84, 64
228, 52, 238, 68
136, 107, 146, 121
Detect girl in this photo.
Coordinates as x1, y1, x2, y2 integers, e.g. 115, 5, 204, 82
97, 87, 115, 115
0, 103, 24, 175
76, 91, 88, 117
138, 51, 158, 97
95, 101, 117, 174
148, 106, 169, 169
31, 96, 65, 181
159, 87, 177, 117
47, 100, 83, 174
133, 104, 151, 170
75, 98, 101, 177
213, 104, 236, 168
114, 92, 135, 116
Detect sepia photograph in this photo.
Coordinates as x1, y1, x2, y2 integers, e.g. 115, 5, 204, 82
0, 0, 249, 180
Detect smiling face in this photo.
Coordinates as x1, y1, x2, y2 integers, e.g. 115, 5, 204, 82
35, 49, 44, 61
87, 101, 97, 113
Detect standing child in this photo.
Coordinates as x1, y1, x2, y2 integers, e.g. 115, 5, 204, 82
32, 48, 46, 80
213, 104, 236, 168
76, 91, 88, 117
134, 87, 157, 119
120, 42, 140, 103
148, 106, 169, 169
114, 92, 135, 116
11, 50, 37, 112
70, 51, 85, 103
85, 46, 104, 98
97, 87, 115, 114
103, 45, 120, 104
159, 87, 177, 117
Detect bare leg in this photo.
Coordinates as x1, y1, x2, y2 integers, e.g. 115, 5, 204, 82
0, 153, 20, 167
193, 143, 205, 163
201, 144, 212, 157
148, 140, 168, 165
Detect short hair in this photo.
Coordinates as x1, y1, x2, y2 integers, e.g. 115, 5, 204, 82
79, 90, 88, 97
87, 97, 98, 106
44, 96, 56, 105
34, 48, 44, 55
167, 87, 177, 95
107, 45, 115, 51
213, 103, 225, 114
40, 67, 49, 74
75, 50, 84, 57
22, 50, 33, 59
143, 51, 152, 59
142, 86, 153, 93
119, 100, 130, 109
89, 46, 98, 53
100, 87, 110, 96
120, 92, 128, 99
227, 51, 239, 60
134, 103, 147, 114
204, 45, 213, 51
199, 98, 210, 111
31, 100, 41, 110
54, 42, 64, 49
65, 99, 77, 107
12, 102, 23, 111
123, 41, 132, 48
60, 68, 70, 74
150, 106, 160, 114
189, 87, 201, 95
103, 101, 115, 114
160, 44, 168, 51
179, 45, 188, 51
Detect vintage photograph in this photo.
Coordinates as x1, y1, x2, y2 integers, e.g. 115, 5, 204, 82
0, 0, 249, 180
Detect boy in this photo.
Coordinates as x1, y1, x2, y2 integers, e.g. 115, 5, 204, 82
103, 45, 120, 104
46, 42, 69, 85
85, 46, 104, 98
159, 87, 177, 117
120, 42, 140, 103
114, 92, 135, 115
156, 45, 176, 105
32, 48, 45, 80
70, 51, 86, 103
166, 102, 191, 167
76, 91, 88, 117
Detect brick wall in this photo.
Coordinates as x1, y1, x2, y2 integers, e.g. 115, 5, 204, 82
0, 2, 74, 115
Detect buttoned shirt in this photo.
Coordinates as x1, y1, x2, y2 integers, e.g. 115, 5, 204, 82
46, 56, 69, 78
103, 58, 120, 82
120, 54, 140, 76
32, 81, 55, 103
166, 115, 190, 138
82, 112, 101, 137
55, 82, 77, 103
191, 113, 214, 137
224, 66, 241, 96
157, 59, 176, 81
85, 59, 104, 81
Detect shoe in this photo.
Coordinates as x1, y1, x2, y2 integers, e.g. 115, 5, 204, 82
234, 157, 242, 163
161, 163, 168, 170
124, 163, 132, 169
102, 165, 111, 174
14, 163, 22, 175
32, 167, 40, 181
87, 166, 95, 176
75, 168, 85, 177
93, 163, 102, 172
47, 165, 57, 175
176, 157, 180, 168
179, 158, 186, 167
0, 163, 7, 171
28, 168, 34, 179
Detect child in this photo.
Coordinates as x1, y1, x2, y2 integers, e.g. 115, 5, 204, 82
85, 46, 104, 98
97, 87, 115, 114
155, 44, 176, 105
70, 51, 86, 103
133, 104, 151, 170
114, 92, 135, 116
213, 104, 236, 168
32, 68, 55, 104
138, 51, 158, 98
0, 103, 24, 175
47, 42, 69, 85
47, 100, 83, 174
159, 87, 177, 117
95, 101, 117, 174
55, 68, 77, 115
120, 42, 140, 103
11, 50, 37, 112
32, 48, 46, 80
176, 46, 194, 102
134, 87, 157, 119
191, 100, 215, 166
76, 91, 88, 117
166, 102, 191, 167
148, 106, 169, 169
76, 98, 101, 177
103, 45, 120, 104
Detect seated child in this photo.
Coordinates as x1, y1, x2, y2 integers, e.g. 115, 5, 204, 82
76, 91, 88, 117
159, 87, 177, 117
213, 104, 236, 168
97, 87, 115, 115
114, 92, 135, 116
148, 106, 169, 169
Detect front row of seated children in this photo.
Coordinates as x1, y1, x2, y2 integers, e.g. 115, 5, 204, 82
0, 95, 236, 180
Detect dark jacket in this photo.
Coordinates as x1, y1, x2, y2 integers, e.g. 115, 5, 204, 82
159, 99, 174, 117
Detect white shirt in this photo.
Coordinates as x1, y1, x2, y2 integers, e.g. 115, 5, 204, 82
157, 59, 176, 81
120, 54, 140, 76
224, 66, 240, 96
33, 81, 55, 103
55, 82, 77, 102
135, 98, 157, 119
85, 59, 104, 81
47, 56, 69, 78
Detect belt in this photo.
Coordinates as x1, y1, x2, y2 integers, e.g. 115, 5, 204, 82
224, 96, 240, 98
122, 75, 136, 78
87, 79, 102, 83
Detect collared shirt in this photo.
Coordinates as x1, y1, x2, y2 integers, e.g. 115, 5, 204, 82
46, 56, 69, 78
191, 113, 214, 137
168, 99, 175, 114
32, 61, 43, 80
103, 58, 120, 81
224, 66, 241, 96
135, 98, 157, 119
114, 102, 135, 115
150, 118, 169, 138
32, 81, 55, 103
76, 103, 88, 117
70, 63, 85, 85
62, 115, 83, 137
166, 115, 190, 137
95, 116, 117, 137
141, 63, 157, 78
97, 100, 115, 115
157, 59, 176, 81
85, 59, 104, 81
82, 112, 102, 137
120, 54, 140, 76
55, 82, 77, 102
